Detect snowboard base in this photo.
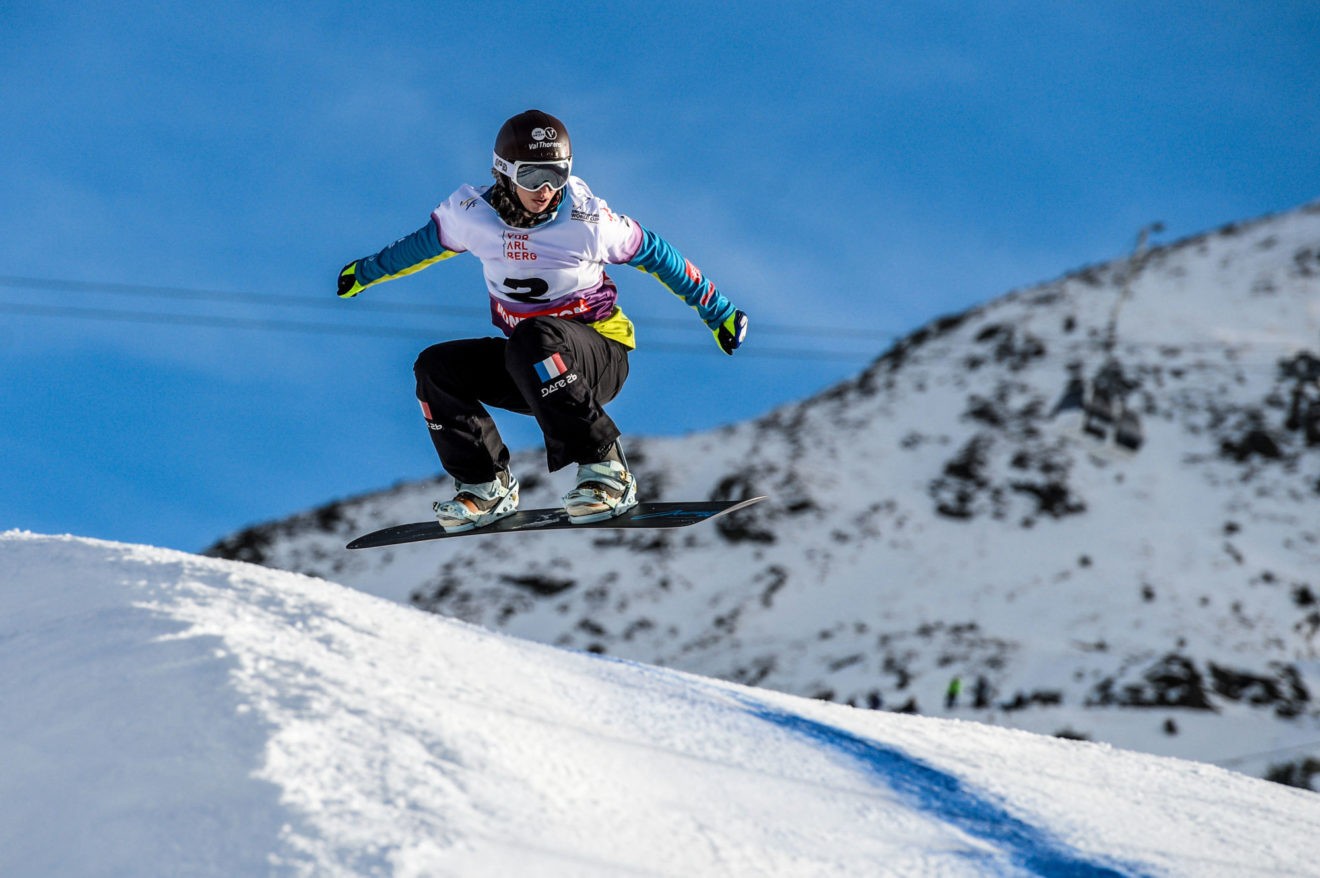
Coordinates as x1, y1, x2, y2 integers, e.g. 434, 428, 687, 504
346, 496, 766, 549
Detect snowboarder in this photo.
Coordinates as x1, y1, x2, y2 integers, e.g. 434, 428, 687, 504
338, 109, 748, 532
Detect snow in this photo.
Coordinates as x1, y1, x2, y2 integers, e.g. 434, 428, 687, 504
3, 530, 1318, 876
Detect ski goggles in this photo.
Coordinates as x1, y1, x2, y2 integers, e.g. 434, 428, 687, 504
493, 153, 572, 192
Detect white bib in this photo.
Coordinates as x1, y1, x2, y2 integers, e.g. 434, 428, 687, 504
432, 177, 641, 334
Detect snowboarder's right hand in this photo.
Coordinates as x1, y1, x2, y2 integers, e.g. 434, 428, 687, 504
338, 262, 366, 298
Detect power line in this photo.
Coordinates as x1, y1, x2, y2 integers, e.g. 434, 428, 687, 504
0, 274, 489, 321
1214, 738, 1320, 768
0, 274, 901, 342
0, 301, 876, 362
8, 274, 1308, 366
0, 301, 440, 340
3, 293, 1311, 370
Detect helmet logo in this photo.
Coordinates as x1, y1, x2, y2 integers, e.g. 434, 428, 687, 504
531, 127, 558, 142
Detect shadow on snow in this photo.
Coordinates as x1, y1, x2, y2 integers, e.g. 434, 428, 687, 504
748, 704, 1148, 878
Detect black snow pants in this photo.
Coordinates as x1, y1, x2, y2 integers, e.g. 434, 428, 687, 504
413, 316, 630, 484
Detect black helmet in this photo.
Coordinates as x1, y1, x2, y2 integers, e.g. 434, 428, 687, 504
494, 109, 571, 164
492, 109, 573, 193
486, 110, 572, 227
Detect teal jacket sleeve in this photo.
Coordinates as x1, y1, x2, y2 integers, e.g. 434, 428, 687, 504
626, 225, 735, 330
355, 217, 459, 286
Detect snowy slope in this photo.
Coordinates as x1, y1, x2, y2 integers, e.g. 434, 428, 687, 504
4, 530, 1319, 877
207, 201, 1320, 787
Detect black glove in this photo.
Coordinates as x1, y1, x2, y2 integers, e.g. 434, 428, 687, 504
713, 309, 748, 355
338, 261, 366, 298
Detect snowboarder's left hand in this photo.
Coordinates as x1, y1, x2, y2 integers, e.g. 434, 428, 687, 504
714, 310, 748, 355
337, 262, 366, 298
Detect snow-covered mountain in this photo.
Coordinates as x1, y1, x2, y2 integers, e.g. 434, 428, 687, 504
208, 201, 1320, 789
5, 530, 1319, 876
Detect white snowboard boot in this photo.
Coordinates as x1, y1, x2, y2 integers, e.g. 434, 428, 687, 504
563, 455, 638, 524
433, 470, 519, 533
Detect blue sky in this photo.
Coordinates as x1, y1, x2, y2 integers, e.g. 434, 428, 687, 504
3, 1, 1318, 551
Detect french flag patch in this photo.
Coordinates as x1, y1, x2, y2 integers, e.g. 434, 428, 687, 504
534, 352, 569, 382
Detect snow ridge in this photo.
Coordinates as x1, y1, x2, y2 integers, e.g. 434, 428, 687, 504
6, 530, 1320, 875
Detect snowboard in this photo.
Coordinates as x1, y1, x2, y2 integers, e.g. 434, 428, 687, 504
346, 496, 767, 550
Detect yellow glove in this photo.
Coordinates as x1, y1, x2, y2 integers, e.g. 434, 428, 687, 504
337, 262, 367, 298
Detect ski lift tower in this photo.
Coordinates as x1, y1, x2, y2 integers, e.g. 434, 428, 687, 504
1052, 222, 1164, 454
